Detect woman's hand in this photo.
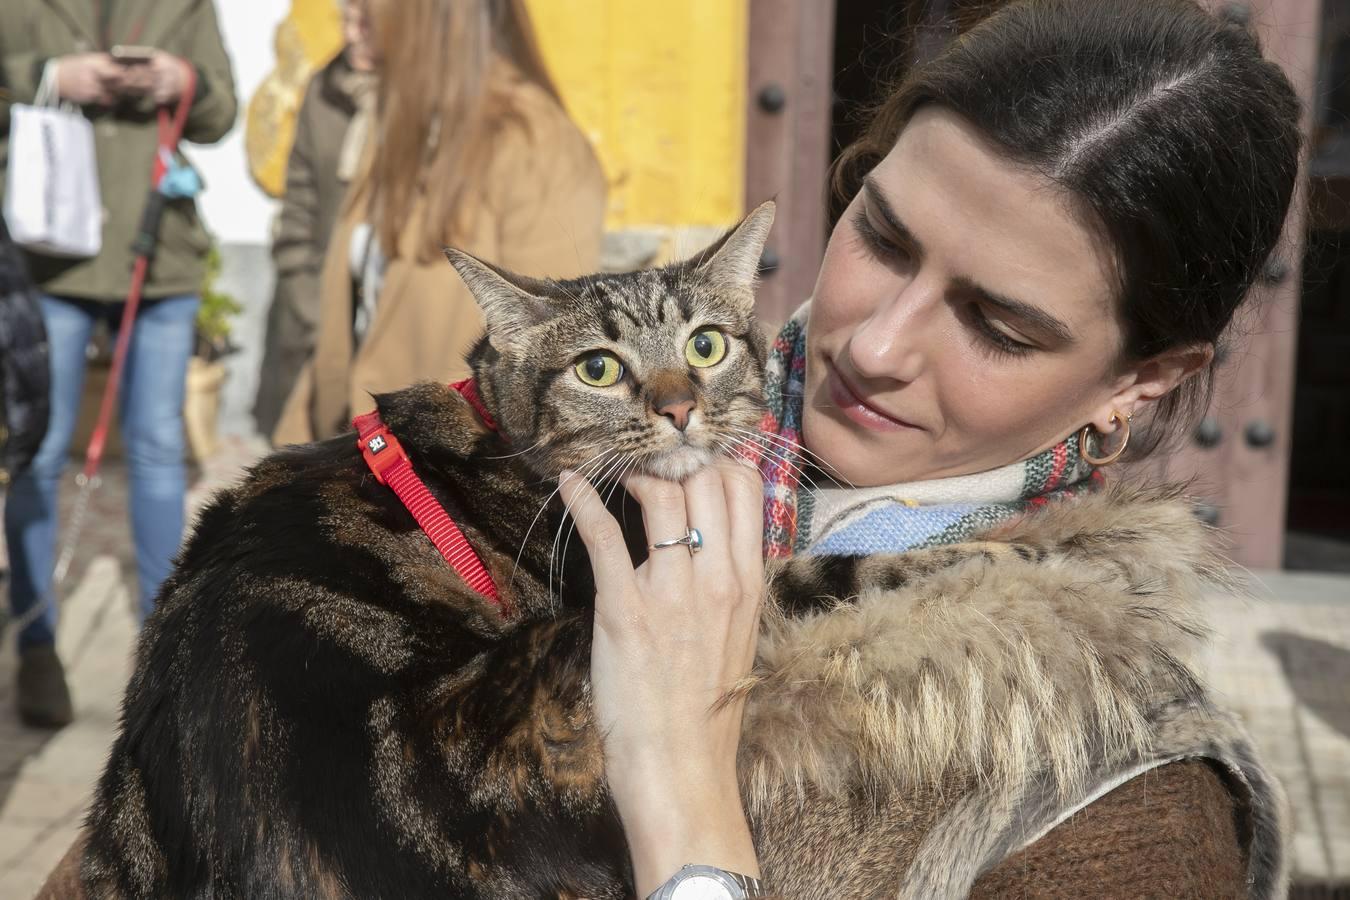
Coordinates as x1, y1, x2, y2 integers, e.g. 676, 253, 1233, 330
111, 51, 192, 106
559, 459, 765, 897
53, 53, 121, 105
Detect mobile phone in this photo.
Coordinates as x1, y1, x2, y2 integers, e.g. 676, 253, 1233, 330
111, 44, 155, 65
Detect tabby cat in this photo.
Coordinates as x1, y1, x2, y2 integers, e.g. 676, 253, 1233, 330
81, 200, 1021, 898
81, 205, 783, 898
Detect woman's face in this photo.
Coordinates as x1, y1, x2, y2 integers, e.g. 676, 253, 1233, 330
804, 107, 1167, 487
344, 0, 377, 72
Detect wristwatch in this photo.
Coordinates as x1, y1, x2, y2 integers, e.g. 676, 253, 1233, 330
645, 864, 769, 899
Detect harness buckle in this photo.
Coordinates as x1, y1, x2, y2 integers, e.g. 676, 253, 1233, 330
356, 421, 409, 486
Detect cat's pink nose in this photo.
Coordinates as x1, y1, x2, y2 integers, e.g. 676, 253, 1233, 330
657, 398, 696, 432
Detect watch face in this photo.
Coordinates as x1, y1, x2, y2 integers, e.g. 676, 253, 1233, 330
669, 873, 736, 900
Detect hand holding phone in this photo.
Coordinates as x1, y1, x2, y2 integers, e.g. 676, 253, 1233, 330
111, 45, 155, 65
107, 47, 189, 105
53, 53, 122, 105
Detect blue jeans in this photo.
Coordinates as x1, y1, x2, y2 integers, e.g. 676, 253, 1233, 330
5, 294, 200, 648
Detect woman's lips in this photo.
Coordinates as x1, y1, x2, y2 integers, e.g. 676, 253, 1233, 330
825, 362, 922, 433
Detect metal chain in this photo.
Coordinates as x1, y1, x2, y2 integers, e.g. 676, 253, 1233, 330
3, 473, 100, 636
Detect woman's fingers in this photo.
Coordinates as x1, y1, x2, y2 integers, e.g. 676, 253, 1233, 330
679, 466, 735, 596
623, 473, 691, 586
718, 458, 765, 599
558, 470, 638, 603
717, 458, 766, 660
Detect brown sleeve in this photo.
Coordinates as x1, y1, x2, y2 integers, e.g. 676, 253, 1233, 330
970, 760, 1249, 900
33, 831, 87, 900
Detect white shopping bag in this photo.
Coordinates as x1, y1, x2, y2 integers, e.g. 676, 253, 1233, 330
3, 61, 102, 258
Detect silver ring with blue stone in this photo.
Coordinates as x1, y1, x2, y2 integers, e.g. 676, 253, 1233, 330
651, 526, 703, 556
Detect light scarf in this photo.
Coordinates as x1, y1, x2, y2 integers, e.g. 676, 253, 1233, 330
758, 306, 1102, 558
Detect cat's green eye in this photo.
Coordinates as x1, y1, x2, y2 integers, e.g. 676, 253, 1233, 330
574, 352, 625, 387
685, 329, 728, 368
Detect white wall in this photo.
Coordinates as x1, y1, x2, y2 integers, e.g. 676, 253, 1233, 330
185, 0, 289, 247
179, 2, 293, 437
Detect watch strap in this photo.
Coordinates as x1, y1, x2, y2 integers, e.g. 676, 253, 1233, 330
646, 864, 769, 899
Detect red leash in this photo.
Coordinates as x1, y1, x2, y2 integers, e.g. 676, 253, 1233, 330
81, 66, 197, 483
353, 380, 502, 607
38, 67, 197, 612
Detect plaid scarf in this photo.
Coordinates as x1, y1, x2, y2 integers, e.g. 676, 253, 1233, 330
758, 306, 1103, 558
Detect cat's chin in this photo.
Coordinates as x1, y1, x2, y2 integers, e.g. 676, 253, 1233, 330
641, 446, 717, 482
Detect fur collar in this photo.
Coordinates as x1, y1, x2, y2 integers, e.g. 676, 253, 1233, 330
741, 482, 1236, 808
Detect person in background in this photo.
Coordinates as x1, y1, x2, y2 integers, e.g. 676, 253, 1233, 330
0, 0, 236, 728
0, 214, 50, 491
254, 0, 376, 439
273, 0, 607, 444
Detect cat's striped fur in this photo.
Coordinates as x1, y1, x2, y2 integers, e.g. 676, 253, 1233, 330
80, 206, 780, 898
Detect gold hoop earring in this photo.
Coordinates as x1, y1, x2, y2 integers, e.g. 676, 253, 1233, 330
1079, 410, 1131, 466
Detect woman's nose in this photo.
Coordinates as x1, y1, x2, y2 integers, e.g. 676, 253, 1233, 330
848, 284, 931, 384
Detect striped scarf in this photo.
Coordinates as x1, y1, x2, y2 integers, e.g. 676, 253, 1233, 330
758, 306, 1103, 558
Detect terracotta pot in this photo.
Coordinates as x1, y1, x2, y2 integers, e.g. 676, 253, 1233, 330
183, 357, 226, 462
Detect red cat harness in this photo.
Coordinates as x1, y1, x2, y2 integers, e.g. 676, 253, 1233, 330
353, 380, 502, 607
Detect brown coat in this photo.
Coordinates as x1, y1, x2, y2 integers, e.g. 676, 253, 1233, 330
743, 482, 1286, 898
254, 53, 371, 436
272, 74, 606, 445
972, 759, 1249, 898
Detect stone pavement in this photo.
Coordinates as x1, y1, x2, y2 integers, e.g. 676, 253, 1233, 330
0, 444, 1346, 898
0, 434, 268, 898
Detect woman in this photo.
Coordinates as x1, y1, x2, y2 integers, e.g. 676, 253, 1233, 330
0, 0, 236, 727
561, 0, 1300, 896
254, 0, 377, 438
273, 0, 606, 444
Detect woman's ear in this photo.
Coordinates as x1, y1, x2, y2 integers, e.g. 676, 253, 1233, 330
1093, 341, 1214, 430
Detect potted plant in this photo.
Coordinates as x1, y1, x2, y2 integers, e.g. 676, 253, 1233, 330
183, 244, 242, 461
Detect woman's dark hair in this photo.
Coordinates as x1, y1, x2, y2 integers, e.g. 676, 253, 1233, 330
834, 0, 1303, 453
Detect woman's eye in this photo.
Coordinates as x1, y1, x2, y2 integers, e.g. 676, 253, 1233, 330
574, 352, 625, 387
685, 329, 728, 368
852, 207, 910, 265
969, 306, 1035, 357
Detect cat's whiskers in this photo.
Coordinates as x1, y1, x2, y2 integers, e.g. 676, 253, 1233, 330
727, 428, 827, 496
550, 276, 588, 309
548, 448, 632, 603
728, 425, 856, 490
513, 447, 616, 597
733, 425, 852, 486
559, 450, 637, 597
600, 452, 641, 517
548, 450, 631, 604
483, 441, 542, 461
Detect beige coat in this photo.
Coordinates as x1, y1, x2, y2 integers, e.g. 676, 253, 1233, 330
273, 75, 606, 445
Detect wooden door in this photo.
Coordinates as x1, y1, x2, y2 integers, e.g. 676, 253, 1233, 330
743, 0, 837, 329
1144, 0, 1323, 569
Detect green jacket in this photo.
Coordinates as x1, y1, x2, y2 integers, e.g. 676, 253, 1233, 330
0, 0, 237, 301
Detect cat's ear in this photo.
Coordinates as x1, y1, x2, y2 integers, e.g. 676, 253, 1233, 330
444, 248, 554, 350
694, 200, 776, 302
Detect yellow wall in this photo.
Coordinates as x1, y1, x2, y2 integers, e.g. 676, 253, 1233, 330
249, 1, 747, 233
527, 0, 748, 229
